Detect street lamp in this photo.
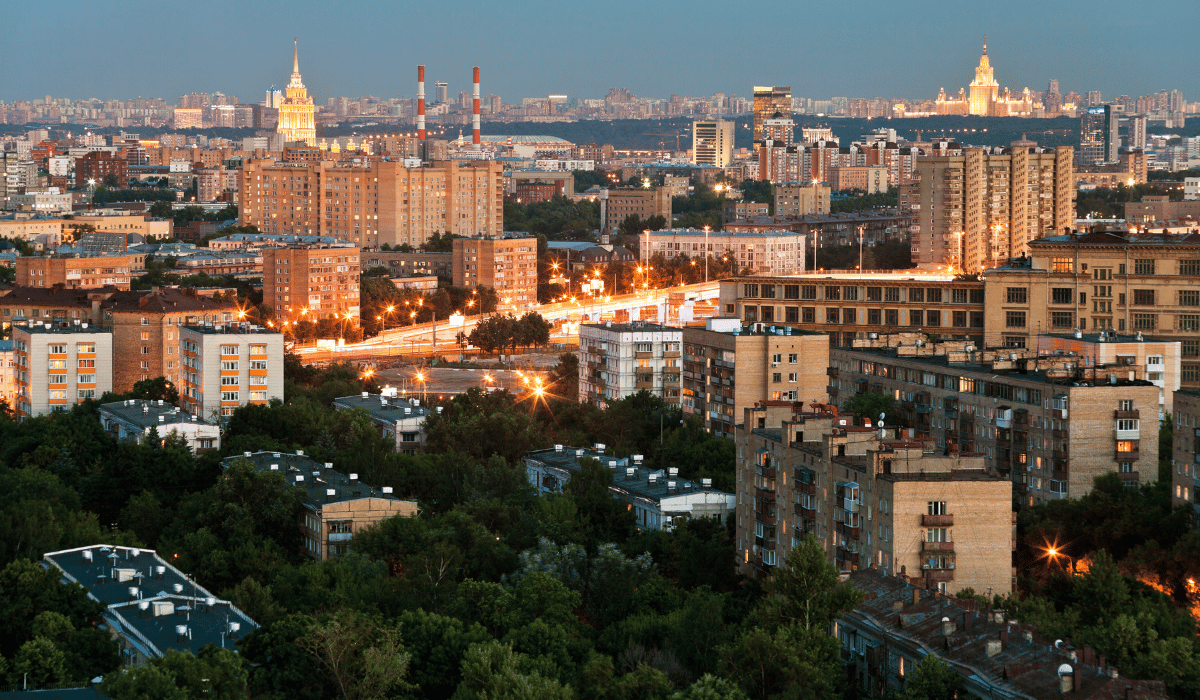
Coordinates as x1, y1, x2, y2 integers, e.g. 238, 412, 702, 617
1044, 545, 1076, 575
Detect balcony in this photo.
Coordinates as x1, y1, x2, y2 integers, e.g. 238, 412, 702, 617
921, 513, 954, 527
1115, 426, 1141, 441
755, 512, 777, 527
1115, 450, 1140, 461
1118, 471, 1141, 485
757, 467, 777, 480
755, 487, 776, 502
755, 536, 776, 551
1114, 409, 1140, 420
836, 521, 860, 539
795, 479, 816, 495
922, 541, 955, 553
916, 403, 932, 414
925, 569, 955, 583
1051, 428, 1068, 439
328, 532, 353, 542
794, 503, 816, 520
826, 367, 839, 378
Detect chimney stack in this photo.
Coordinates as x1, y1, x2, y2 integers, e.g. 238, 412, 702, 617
472, 66, 481, 145
417, 65, 426, 140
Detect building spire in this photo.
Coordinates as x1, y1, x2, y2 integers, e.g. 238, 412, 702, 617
982, 35, 987, 55
293, 38, 299, 74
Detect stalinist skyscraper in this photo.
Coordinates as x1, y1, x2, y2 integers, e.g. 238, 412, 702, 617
277, 39, 316, 146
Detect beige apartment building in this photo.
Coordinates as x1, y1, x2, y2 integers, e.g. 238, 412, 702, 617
578, 321, 682, 408
16, 254, 135, 290
262, 245, 360, 320
239, 159, 504, 249
643, 230, 806, 276
0, 217, 66, 245
603, 187, 672, 233
13, 322, 113, 419
773, 183, 831, 217
681, 318, 829, 437
736, 403, 1014, 595
828, 166, 888, 194
914, 145, 1074, 272
452, 236, 538, 311
984, 230, 1200, 389
179, 323, 284, 421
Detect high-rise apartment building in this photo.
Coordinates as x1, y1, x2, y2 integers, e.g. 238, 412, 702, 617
262, 245, 360, 320
239, 159, 504, 248
914, 144, 1074, 272
1080, 105, 1119, 165
277, 40, 316, 146
774, 183, 831, 216
602, 187, 672, 233
691, 120, 734, 167
452, 236, 538, 311
13, 321, 113, 419
179, 323, 284, 421
752, 86, 791, 146
578, 321, 682, 408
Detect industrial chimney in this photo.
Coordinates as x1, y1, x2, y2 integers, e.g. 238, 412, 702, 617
472, 66, 481, 145
417, 65, 426, 140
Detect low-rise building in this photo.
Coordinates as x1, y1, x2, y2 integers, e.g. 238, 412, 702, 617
603, 186, 672, 233
179, 322, 284, 421
99, 399, 221, 452
681, 318, 829, 437
13, 321, 113, 419
773, 183, 832, 217
175, 250, 263, 279
736, 403, 1014, 595
828, 165, 888, 194
16, 254, 135, 290
360, 250, 453, 279
524, 445, 735, 531
579, 321, 682, 408
43, 545, 259, 665
333, 390, 431, 454
721, 200, 770, 224
641, 229, 806, 276
225, 451, 419, 560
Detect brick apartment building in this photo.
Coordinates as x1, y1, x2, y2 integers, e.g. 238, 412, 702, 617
452, 236, 538, 311
262, 245, 360, 320
15, 254, 136, 290
602, 186, 672, 233
75, 151, 127, 188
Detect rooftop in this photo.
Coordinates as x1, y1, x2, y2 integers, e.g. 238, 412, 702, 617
646, 228, 805, 239
332, 392, 431, 424
581, 321, 680, 334
525, 446, 726, 504
99, 399, 216, 430
1024, 230, 1200, 249
223, 451, 404, 508
14, 320, 109, 335
478, 135, 572, 145
181, 322, 280, 336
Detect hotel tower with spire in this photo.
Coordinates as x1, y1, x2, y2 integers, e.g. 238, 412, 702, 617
277, 39, 316, 145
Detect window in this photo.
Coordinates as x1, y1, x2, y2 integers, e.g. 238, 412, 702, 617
1094, 285, 1112, 298
868, 309, 882, 325
1182, 260, 1200, 276
1183, 341, 1200, 358
78, 359, 94, 368
926, 310, 940, 326
785, 306, 798, 323
788, 373, 797, 382
844, 308, 857, 324
221, 391, 240, 402
221, 345, 238, 355
952, 289, 968, 303
909, 288, 924, 303
743, 284, 759, 298
1133, 313, 1156, 330
140, 332, 150, 341
825, 308, 839, 324
866, 287, 882, 301
221, 376, 239, 385
1116, 440, 1138, 453
1117, 418, 1139, 431
49, 390, 66, 400
925, 528, 951, 542
802, 307, 815, 323
1133, 289, 1155, 305
761, 285, 776, 299
801, 285, 817, 300
885, 309, 899, 326
1181, 291, 1200, 307
927, 501, 947, 515
824, 286, 840, 301
1134, 259, 1155, 275
909, 310, 923, 326
47, 374, 66, 385
927, 288, 942, 303
48, 359, 66, 370
1184, 365, 1200, 382
784, 285, 800, 300
952, 310, 967, 327
250, 360, 268, 370
77, 343, 95, 353
1051, 312, 1074, 328
250, 391, 267, 401
140, 317, 149, 326
77, 389, 95, 399
842, 286, 858, 301
635, 343, 653, 353
1180, 315, 1200, 332
250, 345, 267, 355
885, 287, 901, 302
1006, 311, 1026, 328
1051, 288, 1073, 304
1051, 257, 1073, 273
222, 361, 239, 371
78, 374, 94, 384
1006, 287, 1027, 303
1093, 267, 1112, 280
772, 353, 782, 364
140, 347, 149, 354
772, 373, 782, 383
788, 354, 798, 364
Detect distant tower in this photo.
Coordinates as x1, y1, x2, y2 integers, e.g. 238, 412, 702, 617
968, 36, 999, 116
435, 81, 449, 104
276, 39, 316, 146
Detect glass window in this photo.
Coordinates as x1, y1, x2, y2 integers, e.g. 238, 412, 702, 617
1133, 289, 1155, 306
1006, 311, 1026, 328
1006, 287, 1027, 303
1051, 257, 1073, 273
1051, 288, 1074, 304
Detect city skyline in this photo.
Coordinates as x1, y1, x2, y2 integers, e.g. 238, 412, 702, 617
4, 0, 1196, 104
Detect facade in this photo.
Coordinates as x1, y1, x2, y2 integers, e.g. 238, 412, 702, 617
935, 39, 1033, 117
1079, 105, 1119, 165
1170, 390, 1200, 508
641, 229, 806, 276
0, 340, 14, 409
13, 322, 113, 419
914, 145, 1075, 272
277, 41, 316, 146
179, 323, 284, 421
332, 390, 431, 454
603, 187, 672, 233
1124, 197, 1200, 224
524, 445, 735, 531
721, 200, 769, 224
736, 403, 1014, 595
99, 398, 221, 452
15, 254, 135, 290
452, 236, 538, 311
43, 545, 259, 665
578, 321, 683, 408
224, 451, 419, 561
691, 120, 734, 167
773, 183, 831, 217
75, 151, 127, 188
719, 273, 986, 348
828, 166, 888, 194
828, 333, 1163, 503
753, 87, 792, 146
360, 250, 452, 279
262, 245, 360, 320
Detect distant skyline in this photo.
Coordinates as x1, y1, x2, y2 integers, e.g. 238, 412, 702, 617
4, 0, 1196, 104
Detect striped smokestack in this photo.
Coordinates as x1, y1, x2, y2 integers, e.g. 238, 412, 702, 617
417, 65, 426, 140
472, 66, 481, 145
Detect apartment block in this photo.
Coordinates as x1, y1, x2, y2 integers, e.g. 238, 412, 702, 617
179, 323, 284, 421
721, 200, 770, 224
735, 403, 1014, 596
828, 332, 1163, 503
642, 229, 806, 276
578, 321, 682, 409
452, 236, 538, 311
681, 318, 829, 437
1170, 390, 1200, 508
0, 339, 14, 408
914, 145, 1074, 272
16, 254, 135, 290
224, 451, 418, 561
99, 398, 221, 452
360, 250, 452, 279
719, 273, 986, 348
332, 390, 431, 455
773, 183, 831, 217
828, 166, 888, 194
13, 321, 113, 419
75, 151, 127, 188
262, 245, 360, 320
602, 187, 672, 232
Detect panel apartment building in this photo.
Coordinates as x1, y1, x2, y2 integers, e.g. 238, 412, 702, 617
13, 321, 113, 419
452, 236, 538, 311
735, 403, 1014, 596
913, 145, 1074, 272
239, 158, 504, 249
642, 229, 807, 276
578, 321, 682, 409
262, 244, 360, 320
180, 323, 284, 421
827, 333, 1163, 503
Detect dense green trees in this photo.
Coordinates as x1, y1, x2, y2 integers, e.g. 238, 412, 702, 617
829, 188, 898, 214
467, 313, 552, 356
504, 196, 601, 239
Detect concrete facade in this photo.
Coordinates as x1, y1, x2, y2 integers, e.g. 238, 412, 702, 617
332, 390, 430, 455
262, 245, 360, 320
642, 229, 806, 276
99, 398, 221, 452
579, 321, 682, 408
180, 323, 284, 421
13, 322, 113, 419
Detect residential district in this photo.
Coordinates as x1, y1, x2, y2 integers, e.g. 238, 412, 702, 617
2, 36, 1200, 700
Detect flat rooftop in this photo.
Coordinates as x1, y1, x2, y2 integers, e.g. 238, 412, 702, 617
14, 321, 110, 335
525, 446, 726, 503
333, 393, 431, 423
582, 321, 679, 334
223, 451, 402, 507
181, 322, 280, 336
99, 399, 215, 429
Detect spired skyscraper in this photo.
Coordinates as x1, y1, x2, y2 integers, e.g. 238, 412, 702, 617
277, 39, 316, 146
935, 37, 1032, 117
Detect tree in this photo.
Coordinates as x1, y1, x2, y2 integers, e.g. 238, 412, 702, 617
451, 641, 572, 700
840, 393, 897, 426
896, 654, 965, 700
149, 200, 174, 218
669, 675, 747, 700
101, 648, 248, 700
548, 353, 579, 400
297, 611, 412, 700
719, 626, 842, 700
127, 376, 180, 404
758, 534, 864, 633
10, 636, 67, 689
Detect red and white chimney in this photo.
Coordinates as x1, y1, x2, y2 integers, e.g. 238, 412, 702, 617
472, 66, 481, 145
417, 65, 426, 140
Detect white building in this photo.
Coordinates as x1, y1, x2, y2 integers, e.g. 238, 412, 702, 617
99, 399, 221, 452
641, 229, 806, 276
5, 188, 73, 213
332, 389, 432, 455
179, 322, 284, 421
1184, 176, 1200, 201
524, 445, 736, 531
578, 321, 682, 409
13, 321, 113, 420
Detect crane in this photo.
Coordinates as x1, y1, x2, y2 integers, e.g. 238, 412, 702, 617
643, 131, 686, 152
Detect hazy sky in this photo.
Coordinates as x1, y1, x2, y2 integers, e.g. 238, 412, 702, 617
4, 0, 1195, 104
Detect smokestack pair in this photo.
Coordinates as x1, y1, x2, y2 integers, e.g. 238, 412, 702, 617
416, 65, 480, 145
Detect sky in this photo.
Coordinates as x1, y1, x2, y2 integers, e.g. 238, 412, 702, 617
3, 0, 1195, 104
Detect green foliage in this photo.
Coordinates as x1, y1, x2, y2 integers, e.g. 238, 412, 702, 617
100, 647, 248, 700
840, 392, 899, 426
467, 313, 552, 356
758, 535, 864, 633
504, 196, 600, 239
895, 654, 964, 700
90, 187, 178, 205
453, 640, 573, 700
829, 187, 898, 213
718, 625, 842, 700
424, 230, 463, 252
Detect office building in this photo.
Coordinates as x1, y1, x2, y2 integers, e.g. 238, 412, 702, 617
13, 321, 113, 419
691, 120, 734, 167
602, 187, 672, 233
277, 40, 316, 146
753, 86, 791, 146
15, 254, 135, 290
99, 398, 221, 452
225, 451, 418, 560
262, 245, 360, 320
333, 390, 431, 454
641, 229, 806, 276
524, 445, 735, 531
736, 403, 1014, 595
1080, 105, 1119, 165
773, 183, 831, 217
179, 323, 284, 421
44, 545, 259, 665
828, 332, 1163, 503
914, 144, 1074, 272
578, 321, 682, 408
452, 235, 538, 311
681, 318, 829, 437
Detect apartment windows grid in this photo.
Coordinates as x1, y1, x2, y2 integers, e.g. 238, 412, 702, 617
1051, 257, 1072, 273
1181, 260, 1200, 276
909, 288, 924, 303
801, 285, 817, 300
1133, 313, 1157, 330
884, 287, 900, 302
1180, 315, 1200, 332
1133, 289, 1155, 306
1051, 288, 1073, 304
1180, 290, 1200, 307
885, 309, 899, 326
909, 310, 922, 326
